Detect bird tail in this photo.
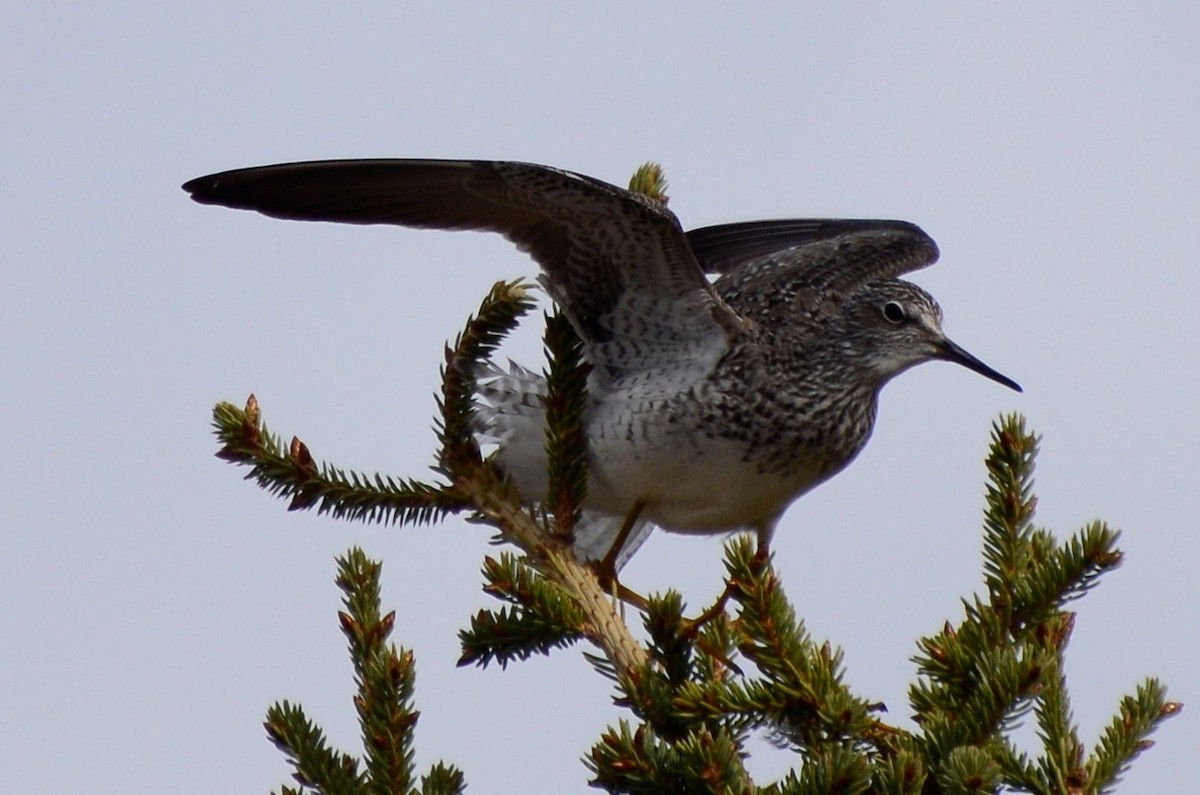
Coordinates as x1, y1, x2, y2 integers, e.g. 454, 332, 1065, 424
571, 512, 654, 572
473, 359, 552, 497
472, 360, 653, 571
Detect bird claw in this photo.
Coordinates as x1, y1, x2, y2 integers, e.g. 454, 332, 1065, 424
683, 538, 771, 636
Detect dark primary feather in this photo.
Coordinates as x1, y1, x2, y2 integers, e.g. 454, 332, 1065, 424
183, 159, 738, 363
700, 220, 941, 322
686, 218, 933, 273
183, 159, 940, 370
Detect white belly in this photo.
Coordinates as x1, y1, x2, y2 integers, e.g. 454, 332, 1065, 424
479, 364, 829, 536
581, 401, 815, 534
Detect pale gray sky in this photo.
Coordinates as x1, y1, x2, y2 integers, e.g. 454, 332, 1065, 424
3, 3, 1196, 792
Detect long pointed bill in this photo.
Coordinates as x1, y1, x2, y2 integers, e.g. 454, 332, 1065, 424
939, 338, 1022, 392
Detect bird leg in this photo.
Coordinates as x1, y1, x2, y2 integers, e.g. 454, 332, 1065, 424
596, 500, 645, 581
682, 532, 772, 636
589, 501, 648, 610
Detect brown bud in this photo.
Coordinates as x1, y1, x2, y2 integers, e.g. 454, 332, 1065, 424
244, 394, 260, 424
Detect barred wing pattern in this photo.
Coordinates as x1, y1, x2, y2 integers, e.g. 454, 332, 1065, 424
184, 159, 739, 383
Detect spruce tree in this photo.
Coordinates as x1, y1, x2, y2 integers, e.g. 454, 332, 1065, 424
211, 164, 1177, 794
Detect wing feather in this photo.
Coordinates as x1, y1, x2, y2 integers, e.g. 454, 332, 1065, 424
184, 159, 738, 377
698, 220, 940, 320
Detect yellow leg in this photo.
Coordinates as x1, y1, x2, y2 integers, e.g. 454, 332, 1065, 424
683, 530, 772, 635
596, 500, 645, 584
588, 501, 648, 611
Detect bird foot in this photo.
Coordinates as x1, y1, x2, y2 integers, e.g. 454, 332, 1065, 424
587, 560, 649, 612
682, 539, 771, 636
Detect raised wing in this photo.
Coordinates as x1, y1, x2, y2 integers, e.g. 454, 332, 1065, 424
687, 218, 932, 274
697, 219, 941, 319
184, 159, 739, 379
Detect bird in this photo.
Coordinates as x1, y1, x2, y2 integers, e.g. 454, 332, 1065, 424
183, 159, 1020, 572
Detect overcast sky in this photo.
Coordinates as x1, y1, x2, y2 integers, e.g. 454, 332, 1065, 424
3, 4, 1197, 793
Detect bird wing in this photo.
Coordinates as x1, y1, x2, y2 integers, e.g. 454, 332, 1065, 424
693, 219, 940, 319
688, 218, 936, 275
183, 159, 740, 380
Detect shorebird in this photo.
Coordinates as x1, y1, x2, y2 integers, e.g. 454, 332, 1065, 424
184, 159, 1020, 571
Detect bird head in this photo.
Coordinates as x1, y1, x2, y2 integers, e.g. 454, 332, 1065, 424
846, 281, 1021, 392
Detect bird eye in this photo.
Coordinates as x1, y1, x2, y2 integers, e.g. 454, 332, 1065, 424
882, 301, 906, 324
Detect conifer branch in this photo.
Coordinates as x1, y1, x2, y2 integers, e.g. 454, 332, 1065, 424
543, 309, 591, 538
433, 288, 650, 674
1085, 679, 1180, 793
435, 279, 536, 473
418, 763, 467, 795
337, 551, 419, 794
264, 700, 364, 795
907, 415, 1179, 791
1026, 655, 1087, 792
935, 744, 1004, 795
213, 396, 467, 525
787, 746, 875, 794
264, 550, 464, 795
670, 538, 887, 754
586, 720, 754, 794
627, 162, 670, 205
458, 553, 587, 667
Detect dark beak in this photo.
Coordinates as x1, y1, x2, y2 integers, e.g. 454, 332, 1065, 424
939, 338, 1022, 392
